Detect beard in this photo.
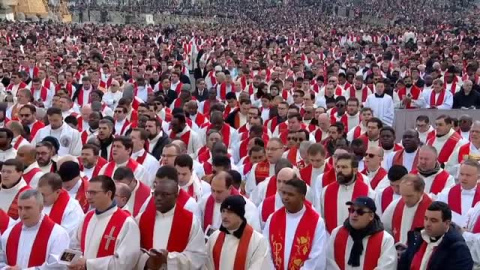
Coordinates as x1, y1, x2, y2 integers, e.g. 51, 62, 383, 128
148, 132, 158, 140
337, 172, 355, 185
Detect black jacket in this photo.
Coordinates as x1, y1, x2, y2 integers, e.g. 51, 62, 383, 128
398, 225, 473, 270
193, 89, 209, 102
194, 67, 207, 81
453, 88, 480, 109
150, 131, 171, 160
155, 88, 178, 108
225, 109, 242, 129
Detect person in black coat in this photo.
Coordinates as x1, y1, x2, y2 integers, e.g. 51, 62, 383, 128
192, 78, 209, 102
453, 80, 480, 109
146, 117, 171, 160
194, 61, 208, 81
154, 76, 178, 108
398, 201, 473, 270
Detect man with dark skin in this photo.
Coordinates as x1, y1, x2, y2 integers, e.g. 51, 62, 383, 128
0, 128, 15, 162
379, 127, 401, 158
386, 129, 420, 172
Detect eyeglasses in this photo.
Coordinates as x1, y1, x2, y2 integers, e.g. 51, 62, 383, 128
348, 207, 372, 215
364, 153, 378, 158
295, 138, 305, 142
336, 103, 345, 108
287, 136, 296, 141
19, 114, 31, 117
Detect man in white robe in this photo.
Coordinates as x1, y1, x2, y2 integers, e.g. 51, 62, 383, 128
462, 199, 480, 268
416, 145, 455, 198
16, 145, 44, 188
375, 165, 408, 216
0, 128, 17, 162
382, 174, 432, 245
130, 129, 160, 187
427, 115, 468, 165
346, 107, 372, 142
418, 79, 453, 109
168, 114, 202, 158
199, 172, 260, 232
37, 173, 84, 238
70, 175, 140, 270
263, 179, 327, 269
98, 137, 148, 184
364, 81, 394, 126
385, 129, 420, 173
206, 195, 268, 269
446, 120, 480, 177
0, 190, 70, 269
32, 107, 82, 157
175, 154, 211, 201
136, 177, 207, 270
326, 197, 396, 269
0, 159, 31, 220
112, 166, 151, 218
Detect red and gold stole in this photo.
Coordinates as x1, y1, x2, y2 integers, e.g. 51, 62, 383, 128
48, 189, 70, 224
392, 194, 432, 243
427, 132, 460, 163
254, 160, 270, 185
81, 208, 130, 257
448, 183, 480, 215
212, 224, 254, 270
6, 216, 56, 267
76, 177, 90, 213
334, 227, 384, 270
139, 202, 193, 252
7, 186, 31, 219
458, 143, 471, 163
324, 179, 369, 233
269, 206, 320, 270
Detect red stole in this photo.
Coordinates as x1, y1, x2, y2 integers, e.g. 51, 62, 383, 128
219, 82, 234, 100
13, 136, 25, 150
324, 180, 370, 233
381, 187, 395, 213
269, 206, 319, 270
177, 189, 191, 208
23, 167, 42, 185
135, 150, 148, 164
458, 143, 471, 163
334, 227, 384, 270
410, 241, 431, 270
117, 120, 131, 135
331, 113, 349, 130
132, 181, 152, 217
286, 147, 298, 165
48, 189, 70, 224
254, 161, 270, 185
261, 195, 276, 222
6, 216, 56, 267
472, 213, 480, 233
392, 194, 432, 243
30, 121, 45, 139
139, 203, 193, 252
361, 167, 387, 190
103, 159, 139, 178
81, 208, 130, 257
7, 82, 27, 91
0, 209, 9, 234
212, 225, 254, 270
447, 184, 480, 214
76, 177, 90, 213
429, 90, 446, 107
174, 82, 184, 94
169, 129, 191, 147
321, 169, 337, 187
349, 86, 370, 102
76, 87, 91, 106
299, 165, 314, 186
203, 189, 239, 230
7, 185, 31, 219
352, 126, 364, 140
265, 176, 277, 198
397, 86, 421, 108
392, 149, 419, 172
31, 87, 48, 102
427, 132, 461, 163
207, 124, 231, 147
426, 170, 450, 194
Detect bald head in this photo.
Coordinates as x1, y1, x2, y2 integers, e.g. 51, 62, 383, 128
57, 155, 79, 169
115, 182, 132, 208
171, 140, 187, 154
6, 121, 24, 136
276, 167, 296, 192
17, 145, 36, 166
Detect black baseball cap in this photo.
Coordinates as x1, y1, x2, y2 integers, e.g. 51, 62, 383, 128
346, 196, 376, 213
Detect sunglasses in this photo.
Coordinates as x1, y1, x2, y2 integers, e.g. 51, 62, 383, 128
364, 153, 377, 158
336, 103, 345, 108
348, 207, 372, 215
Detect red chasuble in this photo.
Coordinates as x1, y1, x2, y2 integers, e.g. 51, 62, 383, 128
269, 206, 319, 270
392, 194, 432, 243
392, 149, 419, 172
48, 189, 70, 224
334, 227, 384, 270
139, 202, 193, 252
0, 209, 9, 234
361, 167, 387, 190
6, 216, 56, 267
254, 161, 270, 185
8, 186, 31, 219
324, 180, 370, 233
427, 132, 461, 163
212, 225, 254, 270
448, 184, 480, 214
81, 208, 130, 257
103, 159, 139, 178
22, 167, 42, 185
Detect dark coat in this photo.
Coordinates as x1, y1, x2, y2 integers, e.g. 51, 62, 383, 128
398, 225, 473, 270
150, 131, 171, 160
155, 88, 178, 108
192, 89, 209, 102
194, 67, 207, 81
453, 88, 480, 109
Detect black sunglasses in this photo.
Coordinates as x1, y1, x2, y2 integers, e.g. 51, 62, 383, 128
348, 207, 372, 215
364, 153, 377, 158
336, 103, 345, 108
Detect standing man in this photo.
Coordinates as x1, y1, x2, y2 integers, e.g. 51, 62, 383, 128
205, 195, 268, 269
364, 81, 394, 126
0, 190, 70, 268
326, 197, 396, 269
398, 201, 473, 270
263, 179, 327, 269
136, 177, 207, 269
70, 176, 140, 269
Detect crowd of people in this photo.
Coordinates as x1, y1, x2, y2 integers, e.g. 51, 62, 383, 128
1, 0, 480, 268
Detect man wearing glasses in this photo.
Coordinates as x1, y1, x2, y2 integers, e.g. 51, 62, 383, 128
326, 197, 396, 269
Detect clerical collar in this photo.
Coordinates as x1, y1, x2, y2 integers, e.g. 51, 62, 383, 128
1, 178, 21, 189
219, 220, 247, 239
286, 205, 306, 217
374, 93, 385, 98
96, 201, 117, 215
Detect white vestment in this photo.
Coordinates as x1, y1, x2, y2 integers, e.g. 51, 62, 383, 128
43, 196, 84, 238
98, 159, 148, 185
0, 147, 16, 162
418, 169, 455, 199
462, 202, 480, 268
180, 174, 211, 201
262, 206, 327, 270
445, 142, 480, 177
437, 185, 477, 227
429, 129, 469, 163
0, 214, 70, 269
384, 149, 418, 172
32, 123, 82, 156
135, 206, 207, 270
364, 94, 394, 126
326, 226, 397, 270
73, 206, 141, 270
131, 149, 160, 188
251, 177, 314, 207
0, 179, 28, 217
245, 162, 275, 196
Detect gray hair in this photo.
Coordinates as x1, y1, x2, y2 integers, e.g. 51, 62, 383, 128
19, 189, 43, 206
299, 141, 313, 158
